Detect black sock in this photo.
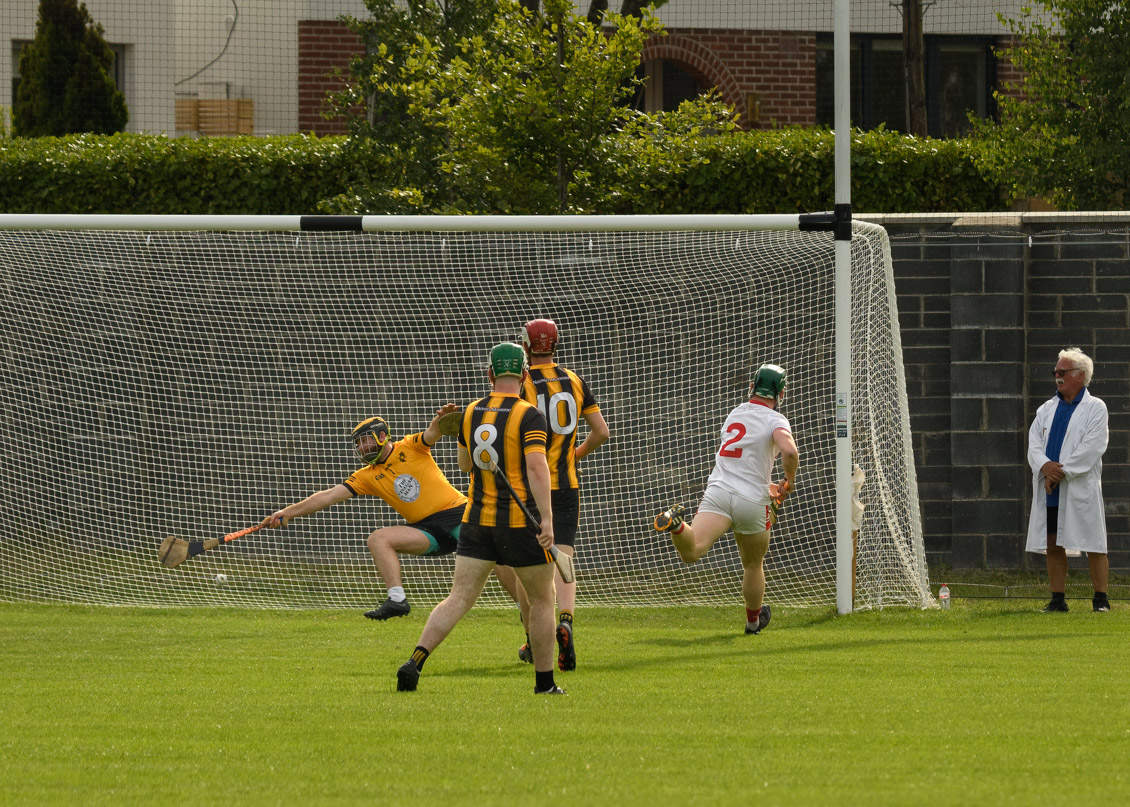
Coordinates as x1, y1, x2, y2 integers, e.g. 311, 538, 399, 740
559, 611, 573, 626
410, 646, 430, 672
535, 670, 556, 692
1094, 591, 1108, 600
1051, 591, 1065, 602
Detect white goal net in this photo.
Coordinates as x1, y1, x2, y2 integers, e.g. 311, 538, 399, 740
0, 218, 929, 609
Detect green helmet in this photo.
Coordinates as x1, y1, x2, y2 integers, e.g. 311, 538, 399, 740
490, 342, 526, 378
751, 363, 787, 399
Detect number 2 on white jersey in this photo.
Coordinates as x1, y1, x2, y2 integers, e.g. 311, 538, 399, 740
718, 422, 745, 458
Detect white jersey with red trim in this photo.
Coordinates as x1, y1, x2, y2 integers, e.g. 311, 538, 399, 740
705, 400, 791, 505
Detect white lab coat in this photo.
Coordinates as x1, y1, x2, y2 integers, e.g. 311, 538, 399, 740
1026, 388, 1108, 554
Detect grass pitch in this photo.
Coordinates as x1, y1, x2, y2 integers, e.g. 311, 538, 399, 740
2, 599, 1128, 805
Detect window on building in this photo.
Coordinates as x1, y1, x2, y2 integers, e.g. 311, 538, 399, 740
815, 35, 994, 137
633, 59, 703, 113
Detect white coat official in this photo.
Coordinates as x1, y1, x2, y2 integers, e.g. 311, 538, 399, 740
1025, 388, 1108, 554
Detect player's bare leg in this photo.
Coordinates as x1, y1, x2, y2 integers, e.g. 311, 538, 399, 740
735, 530, 771, 615
492, 564, 535, 662
659, 510, 731, 564
365, 525, 432, 620
397, 555, 493, 691
514, 561, 563, 693
491, 564, 529, 618
416, 555, 494, 651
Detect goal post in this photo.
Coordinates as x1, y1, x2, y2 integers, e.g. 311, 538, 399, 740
0, 213, 930, 610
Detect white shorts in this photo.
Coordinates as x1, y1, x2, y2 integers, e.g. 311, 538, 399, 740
697, 484, 771, 535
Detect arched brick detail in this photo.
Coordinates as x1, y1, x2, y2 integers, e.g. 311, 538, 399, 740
642, 35, 743, 112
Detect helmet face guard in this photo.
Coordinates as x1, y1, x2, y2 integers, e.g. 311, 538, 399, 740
351, 416, 390, 465
751, 364, 787, 401
522, 318, 559, 355
489, 342, 527, 378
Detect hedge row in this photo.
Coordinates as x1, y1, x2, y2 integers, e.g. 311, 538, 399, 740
0, 129, 1008, 215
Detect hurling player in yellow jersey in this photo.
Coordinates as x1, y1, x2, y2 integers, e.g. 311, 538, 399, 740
259, 404, 519, 620
397, 343, 564, 695
511, 318, 608, 672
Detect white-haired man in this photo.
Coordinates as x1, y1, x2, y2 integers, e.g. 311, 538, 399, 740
1026, 347, 1110, 613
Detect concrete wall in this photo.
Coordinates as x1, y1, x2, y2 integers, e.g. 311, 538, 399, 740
865, 213, 1130, 571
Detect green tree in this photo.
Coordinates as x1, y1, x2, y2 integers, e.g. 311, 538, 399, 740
323, 0, 714, 214
431, 0, 656, 212
975, 0, 1129, 209
13, 0, 128, 137
325, 0, 499, 211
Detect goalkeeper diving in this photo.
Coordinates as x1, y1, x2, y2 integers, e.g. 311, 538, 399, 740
258, 404, 520, 620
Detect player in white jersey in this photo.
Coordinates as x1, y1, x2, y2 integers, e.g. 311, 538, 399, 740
653, 363, 799, 635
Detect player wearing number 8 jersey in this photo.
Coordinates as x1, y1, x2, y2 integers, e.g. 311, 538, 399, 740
397, 343, 565, 695
510, 318, 608, 672
654, 363, 799, 636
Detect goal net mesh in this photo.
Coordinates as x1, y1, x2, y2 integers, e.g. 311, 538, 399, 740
0, 221, 929, 609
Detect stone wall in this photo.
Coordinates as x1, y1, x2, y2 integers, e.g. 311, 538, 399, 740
864, 213, 1130, 571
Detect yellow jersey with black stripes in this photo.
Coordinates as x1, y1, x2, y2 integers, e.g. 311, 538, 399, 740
458, 393, 548, 528
521, 363, 600, 490
342, 432, 466, 524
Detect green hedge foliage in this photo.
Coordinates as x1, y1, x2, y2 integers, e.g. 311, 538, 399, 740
0, 134, 382, 214
0, 129, 1007, 215
591, 126, 1005, 214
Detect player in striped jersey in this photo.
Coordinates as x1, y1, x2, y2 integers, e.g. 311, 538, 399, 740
397, 343, 564, 695
654, 363, 799, 636
511, 318, 608, 671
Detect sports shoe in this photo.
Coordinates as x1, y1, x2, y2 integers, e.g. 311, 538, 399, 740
745, 603, 772, 635
535, 685, 567, 695
396, 661, 420, 692
1093, 595, 1111, 613
365, 597, 411, 621
518, 642, 533, 664
556, 621, 576, 672
1041, 598, 1069, 613
654, 504, 685, 533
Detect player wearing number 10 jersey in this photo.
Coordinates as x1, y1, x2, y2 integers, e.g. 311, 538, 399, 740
654, 363, 799, 636
515, 318, 609, 672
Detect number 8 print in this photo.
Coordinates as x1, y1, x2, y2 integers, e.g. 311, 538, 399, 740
473, 423, 500, 469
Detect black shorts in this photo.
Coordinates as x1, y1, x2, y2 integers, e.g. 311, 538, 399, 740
551, 488, 580, 548
408, 505, 465, 556
1047, 506, 1058, 539
457, 522, 552, 568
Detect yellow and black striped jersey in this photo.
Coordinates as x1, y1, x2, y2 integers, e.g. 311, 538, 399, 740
343, 432, 466, 524
521, 363, 600, 490
458, 393, 548, 528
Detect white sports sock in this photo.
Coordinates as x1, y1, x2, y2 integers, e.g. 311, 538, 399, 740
387, 586, 406, 602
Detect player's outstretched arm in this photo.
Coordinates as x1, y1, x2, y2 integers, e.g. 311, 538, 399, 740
424, 402, 461, 446
261, 484, 353, 528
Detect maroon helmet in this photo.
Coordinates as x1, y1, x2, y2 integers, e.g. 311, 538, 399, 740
522, 319, 559, 355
